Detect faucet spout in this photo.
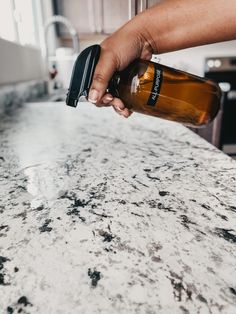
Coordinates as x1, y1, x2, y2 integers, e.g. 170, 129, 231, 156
44, 15, 79, 58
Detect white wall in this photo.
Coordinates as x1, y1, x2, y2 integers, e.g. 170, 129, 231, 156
0, 38, 45, 85
156, 40, 236, 76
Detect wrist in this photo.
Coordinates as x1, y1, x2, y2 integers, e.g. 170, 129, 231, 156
134, 11, 159, 54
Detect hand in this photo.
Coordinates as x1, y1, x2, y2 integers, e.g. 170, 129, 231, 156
88, 0, 236, 118
88, 15, 156, 118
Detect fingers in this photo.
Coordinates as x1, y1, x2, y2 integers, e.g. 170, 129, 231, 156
95, 95, 133, 118
110, 98, 133, 118
88, 48, 118, 104
110, 97, 125, 111
97, 93, 114, 107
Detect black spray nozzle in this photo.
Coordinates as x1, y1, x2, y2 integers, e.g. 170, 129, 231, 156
66, 45, 101, 107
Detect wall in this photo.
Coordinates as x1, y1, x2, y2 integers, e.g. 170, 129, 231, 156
0, 38, 45, 86
156, 40, 236, 76
0, 0, 57, 86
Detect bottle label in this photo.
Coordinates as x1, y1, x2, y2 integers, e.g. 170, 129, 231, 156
147, 64, 163, 107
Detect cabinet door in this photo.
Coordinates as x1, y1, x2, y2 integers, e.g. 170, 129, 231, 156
58, 0, 96, 34
135, 0, 161, 14
99, 0, 162, 32
147, 0, 161, 8
102, 0, 129, 33
54, 0, 161, 35
56, 0, 130, 34
102, 0, 161, 32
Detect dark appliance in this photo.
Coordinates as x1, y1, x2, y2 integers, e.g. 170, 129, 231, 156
203, 56, 236, 156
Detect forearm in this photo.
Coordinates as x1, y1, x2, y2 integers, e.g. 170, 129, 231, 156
88, 0, 236, 111
138, 0, 236, 53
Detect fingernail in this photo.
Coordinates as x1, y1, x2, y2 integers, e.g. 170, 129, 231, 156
103, 96, 113, 104
106, 96, 113, 101
122, 109, 130, 118
88, 89, 99, 103
115, 106, 123, 112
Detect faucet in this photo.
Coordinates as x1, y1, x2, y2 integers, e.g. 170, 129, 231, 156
43, 15, 80, 93
44, 15, 79, 59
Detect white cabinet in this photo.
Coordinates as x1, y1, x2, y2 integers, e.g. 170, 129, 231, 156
135, 0, 161, 13
55, 0, 161, 35
147, 0, 161, 8
102, 0, 129, 33
57, 0, 96, 34
55, 0, 129, 34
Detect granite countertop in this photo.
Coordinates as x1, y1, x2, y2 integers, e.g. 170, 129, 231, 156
0, 101, 236, 314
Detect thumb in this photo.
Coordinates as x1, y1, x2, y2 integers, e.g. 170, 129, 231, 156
88, 49, 118, 104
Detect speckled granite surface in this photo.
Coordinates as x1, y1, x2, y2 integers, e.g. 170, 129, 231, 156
0, 102, 236, 314
0, 81, 46, 115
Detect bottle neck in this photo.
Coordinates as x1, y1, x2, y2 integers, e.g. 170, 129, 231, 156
108, 73, 121, 98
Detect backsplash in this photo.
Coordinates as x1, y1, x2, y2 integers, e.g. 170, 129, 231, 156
0, 80, 47, 115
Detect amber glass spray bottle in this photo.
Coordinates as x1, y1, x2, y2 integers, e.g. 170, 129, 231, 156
66, 45, 221, 127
